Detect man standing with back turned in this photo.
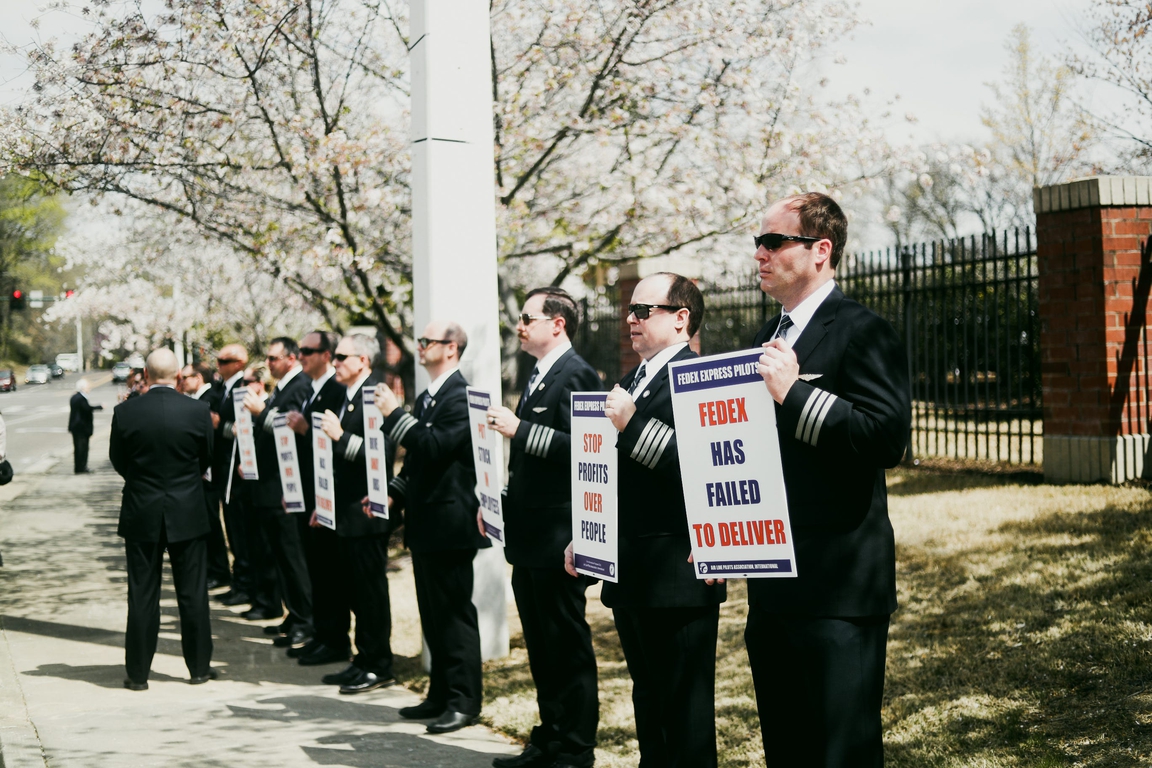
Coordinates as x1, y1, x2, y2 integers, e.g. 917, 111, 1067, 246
748, 193, 910, 766
69, 378, 103, 473
486, 288, 603, 768
110, 348, 216, 690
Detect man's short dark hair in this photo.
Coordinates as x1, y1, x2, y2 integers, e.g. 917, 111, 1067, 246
654, 272, 705, 337
444, 322, 468, 357
309, 330, 340, 356
270, 336, 300, 358
786, 192, 848, 269
190, 362, 213, 381
525, 286, 581, 339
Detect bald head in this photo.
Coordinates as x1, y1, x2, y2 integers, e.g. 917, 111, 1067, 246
217, 343, 249, 381
146, 348, 180, 384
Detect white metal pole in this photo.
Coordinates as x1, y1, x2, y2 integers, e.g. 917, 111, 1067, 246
409, 0, 508, 662
75, 315, 83, 372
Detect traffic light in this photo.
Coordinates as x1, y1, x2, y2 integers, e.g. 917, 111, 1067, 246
10, 290, 25, 310
64, 289, 75, 298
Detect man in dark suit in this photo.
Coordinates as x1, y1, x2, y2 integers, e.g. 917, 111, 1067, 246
376, 319, 490, 735
748, 193, 911, 767
68, 378, 103, 473
211, 343, 253, 608
486, 288, 602, 768
581, 272, 726, 768
315, 333, 397, 693
284, 331, 350, 667
180, 362, 231, 590
245, 337, 315, 640
109, 348, 216, 690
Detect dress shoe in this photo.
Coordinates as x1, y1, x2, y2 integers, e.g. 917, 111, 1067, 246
321, 664, 363, 685
398, 699, 446, 719
263, 622, 289, 636
493, 744, 548, 768
205, 577, 230, 591
214, 590, 251, 607
272, 628, 313, 648
338, 670, 396, 694
189, 669, 219, 685
123, 678, 148, 691
242, 607, 283, 621
426, 710, 478, 734
286, 639, 321, 659
296, 643, 351, 666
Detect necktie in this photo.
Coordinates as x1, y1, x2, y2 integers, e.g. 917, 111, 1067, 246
627, 363, 647, 395
522, 366, 540, 404
774, 313, 794, 341
420, 391, 431, 414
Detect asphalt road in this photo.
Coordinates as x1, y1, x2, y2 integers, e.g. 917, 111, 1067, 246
1, 372, 118, 474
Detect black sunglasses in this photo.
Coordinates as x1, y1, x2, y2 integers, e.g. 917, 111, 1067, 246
418, 337, 452, 348
217, 358, 243, 365
754, 232, 822, 251
298, 347, 323, 356
243, 378, 259, 385
333, 353, 350, 362
628, 303, 685, 320
518, 313, 552, 325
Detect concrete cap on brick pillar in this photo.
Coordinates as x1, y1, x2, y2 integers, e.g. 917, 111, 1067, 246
617, 253, 705, 282
1034, 176, 1152, 214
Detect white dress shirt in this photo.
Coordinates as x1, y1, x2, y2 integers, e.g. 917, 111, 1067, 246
775, 279, 837, 345
526, 340, 572, 397
630, 341, 689, 402
427, 367, 460, 397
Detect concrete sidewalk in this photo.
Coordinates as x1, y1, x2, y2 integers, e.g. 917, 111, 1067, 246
0, 433, 517, 767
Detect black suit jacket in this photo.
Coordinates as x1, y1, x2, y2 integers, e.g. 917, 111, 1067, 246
599, 345, 727, 609
384, 370, 489, 554
68, 392, 102, 436
110, 386, 214, 543
249, 369, 313, 507
212, 374, 245, 492
329, 377, 395, 538
293, 373, 346, 514
504, 348, 602, 568
748, 286, 911, 617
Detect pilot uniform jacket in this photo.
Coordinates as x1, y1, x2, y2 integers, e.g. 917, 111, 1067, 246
110, 386, 214, 543
251, 371, 313, 508
383, 370, 488, 554
330, 378, 395, 538
504, 348, 603, 568
68, 392, 101, 436
295, 375, 346, 513
600, 346, 727, 610
749, 286, 911, 618
212, 377, 243, 494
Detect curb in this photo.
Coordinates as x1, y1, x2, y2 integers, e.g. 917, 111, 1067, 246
0, 609, 47, 768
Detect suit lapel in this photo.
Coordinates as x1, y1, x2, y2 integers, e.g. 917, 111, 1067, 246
522, 349, 574, 414
790, 288, 843, 368
632, 345, 694, 415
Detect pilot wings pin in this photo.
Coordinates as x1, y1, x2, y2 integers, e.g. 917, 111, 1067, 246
798, 373, 823, 381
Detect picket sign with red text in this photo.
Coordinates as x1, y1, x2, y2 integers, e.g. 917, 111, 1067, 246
361, 385, 389, 519
272, 412, 306, 513
570, 392, 618, 582
466, 388, 505, 543
311, 412, 336, 531
668, 348, 796, 579
232, 387, 259, 480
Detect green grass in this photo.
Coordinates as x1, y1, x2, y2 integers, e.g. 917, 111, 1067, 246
470, 467, 1152, 767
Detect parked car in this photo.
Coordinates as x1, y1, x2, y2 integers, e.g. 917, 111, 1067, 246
25, 365, 50, 385
0, 370, 14, 392
111, 362, 132, 383
48, 363, 64, 379
55, 353, 81, 372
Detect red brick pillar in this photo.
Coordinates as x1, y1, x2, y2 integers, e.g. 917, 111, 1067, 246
1036, 176, 1152, 482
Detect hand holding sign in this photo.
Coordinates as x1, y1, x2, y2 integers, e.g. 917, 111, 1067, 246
485, 405, 519, 438
243, 390, 266, 415
374, 385, 400, 417
320, 410, 344, 441
285, 411, 308, 435
604, 385, 636, 432
758, 338, 799, 405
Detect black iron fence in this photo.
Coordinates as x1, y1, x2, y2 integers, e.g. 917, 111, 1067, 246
574, 228, 1042, 465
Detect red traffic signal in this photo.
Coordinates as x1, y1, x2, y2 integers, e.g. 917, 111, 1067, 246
12, 290, 21, 299
10, 290, 25, 310
64, 290, 75, 298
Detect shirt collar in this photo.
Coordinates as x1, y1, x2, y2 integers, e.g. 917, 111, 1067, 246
427, 367, 459, 397
528, 341, 571, 391
345, 372, 371, 403
223, 370, 244, 391
193, 383, 213, 399
310, 366, 335, 394
781, 279, 836, 343
276, 364, 303, 391
631, 341, 688, 401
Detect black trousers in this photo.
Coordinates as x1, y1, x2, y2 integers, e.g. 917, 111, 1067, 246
72, 432, 90, 472
613, 604, 720, 768
512, 566, 598, 763
203, 482, 231, 584
257, 504, 310, 628
220, 483, 252, 594
124, 529, 212, 683
340, 535, 394, 677
745, 610, 889, 768
303, 520, 351, 650
412, 549, 482, 715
